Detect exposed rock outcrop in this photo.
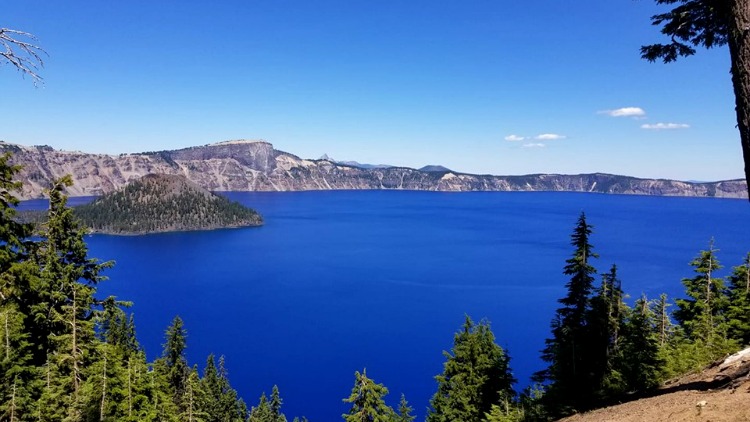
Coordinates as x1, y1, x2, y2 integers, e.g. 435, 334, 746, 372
1, 140, 746, 199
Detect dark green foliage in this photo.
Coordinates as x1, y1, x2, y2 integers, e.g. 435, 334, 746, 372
249, 392, 272, 422
73, 173, 263, 234
248, 385, 285, 422
269, 385, 286, 422
653, 293, 674, 348
673, 242, 737, 359
618, 295, 664, 392
198, 354, 248, 422
534, 212, 600, 414
342, 369, 395, 422
0, 164, 252, 421
396, 394, 415, 422
641, 0, 750, 199
641, 0, 730, 63
726, 253, 750, 345
0, 153, 37, 422
158, 315, 190, 415
428, 316, 516, 422
657, 244, 742, 377
483, 402, 524, 422
587, 265, 628, 397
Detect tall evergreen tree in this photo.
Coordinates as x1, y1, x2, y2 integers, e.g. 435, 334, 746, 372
158, 315, 190, 415
181, 367, 205, 422
342, 369, 395, 422
199, 354, 247, 422
534, 212, 599, 414
618, 295, 664, 392
396, 394, 415, 422
587, 264, 627, 397
269, 385, 287, 422
0, 153, 37, 422
249, 392, 272, 422
653, 293, 674, 348
726, 253, 750, 344
673, 241, 735, 358
427, 316, 516, 422
31, 176, 113, 419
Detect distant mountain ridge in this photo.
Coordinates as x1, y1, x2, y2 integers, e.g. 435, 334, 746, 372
0, 140, 746, 199
419, 165, 452, 173
319, 153, 394, 169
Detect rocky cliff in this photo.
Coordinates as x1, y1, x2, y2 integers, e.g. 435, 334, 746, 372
1, 140, 746, 199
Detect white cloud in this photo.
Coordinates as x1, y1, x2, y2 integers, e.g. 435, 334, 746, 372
522, 143, 546, 148
598, 107, 646, 117
640, 122, 690, 130
535, 133, 566, 140
504, 134, 525, 141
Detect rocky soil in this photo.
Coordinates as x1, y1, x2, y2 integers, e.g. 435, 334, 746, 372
560, 347, 750, 422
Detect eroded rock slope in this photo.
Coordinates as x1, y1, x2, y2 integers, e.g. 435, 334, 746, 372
1, 140, 746, 199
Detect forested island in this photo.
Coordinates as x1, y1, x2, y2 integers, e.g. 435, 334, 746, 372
72, 173, 263, 234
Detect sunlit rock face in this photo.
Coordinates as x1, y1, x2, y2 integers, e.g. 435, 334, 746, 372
1, 140, 746, 199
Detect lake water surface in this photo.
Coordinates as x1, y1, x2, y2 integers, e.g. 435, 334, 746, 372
23, 191, 750, 420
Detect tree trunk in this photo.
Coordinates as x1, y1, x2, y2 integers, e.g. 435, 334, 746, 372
127, 357, 133, 419
728, 0, 750, 200
100, 350, 107, 422
71, 287, 80, 395
4, 311, 9, 360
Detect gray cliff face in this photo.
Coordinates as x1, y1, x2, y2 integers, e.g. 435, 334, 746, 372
1, 140, 746, 199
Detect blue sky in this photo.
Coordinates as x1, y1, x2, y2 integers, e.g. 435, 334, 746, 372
1, 0, 741, 181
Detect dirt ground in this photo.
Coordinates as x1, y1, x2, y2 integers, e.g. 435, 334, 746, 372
560, 347, 750, 422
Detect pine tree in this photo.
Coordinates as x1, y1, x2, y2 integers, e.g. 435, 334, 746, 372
396, 394, 415, 422
483, 402, 524, 422
199, 354, 247, 422
29, 176, 114, 419
427, 316, 516, 422
99, 296, 138, 355
618, 295, 664, 392
534, 212, 598, 414
122, 350, 159, 421
249, 392, 273, 422
653, 293, 674, 348
0, 156, 36, 422
342, 369, 395, 422
673, 241, 736, 359
587, 264, 627, 397
181, 367, 206, 422
156, 315, 190, 416
726, 253, 750, 344
269, 385, 287, 422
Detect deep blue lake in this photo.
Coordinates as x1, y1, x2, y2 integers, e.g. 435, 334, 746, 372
20, 191, 750, 420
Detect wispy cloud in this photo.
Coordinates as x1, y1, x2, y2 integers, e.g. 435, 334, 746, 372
522, 143, 546, 148
641, 122, 690, 130
535, 133, 566, 140
504, 134, 525, 141
598, 107, 646, 118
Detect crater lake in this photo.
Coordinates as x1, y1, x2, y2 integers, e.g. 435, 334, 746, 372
22, 191, 750, 421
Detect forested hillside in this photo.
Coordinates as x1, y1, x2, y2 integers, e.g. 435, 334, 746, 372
73, 173, 263, 234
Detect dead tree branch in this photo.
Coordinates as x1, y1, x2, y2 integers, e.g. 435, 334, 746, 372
0, 27, 46, 84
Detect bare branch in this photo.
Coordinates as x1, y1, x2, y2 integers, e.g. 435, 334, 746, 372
0, 27, 47, 85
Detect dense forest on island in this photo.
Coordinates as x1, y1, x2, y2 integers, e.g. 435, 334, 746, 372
72, 173, 263, 234
1, 150, 750, 421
